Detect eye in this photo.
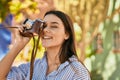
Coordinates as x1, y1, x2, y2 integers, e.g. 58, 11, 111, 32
51, 25, 58, 28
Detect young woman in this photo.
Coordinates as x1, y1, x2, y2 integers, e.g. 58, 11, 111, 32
0, 10, 91, 80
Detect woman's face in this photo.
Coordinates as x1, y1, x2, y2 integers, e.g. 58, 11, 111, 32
41, 14, 69, 49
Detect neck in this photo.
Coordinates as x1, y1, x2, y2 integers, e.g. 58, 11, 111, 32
46, 47, 61, 65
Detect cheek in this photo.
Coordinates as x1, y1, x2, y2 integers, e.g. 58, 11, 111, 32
54, 34, 65, 43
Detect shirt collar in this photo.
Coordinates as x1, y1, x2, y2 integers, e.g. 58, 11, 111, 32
53, 55, 78, 76
40, 54, 78, 76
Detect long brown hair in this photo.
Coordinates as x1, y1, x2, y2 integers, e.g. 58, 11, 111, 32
44, 10, 77, 63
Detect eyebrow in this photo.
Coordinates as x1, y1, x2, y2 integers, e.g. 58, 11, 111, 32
51, 22, 59, 25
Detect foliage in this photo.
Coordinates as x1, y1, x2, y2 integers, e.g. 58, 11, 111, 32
54, 0, 120, 61
9, 0, 38, 23
0, 0, 11, 22
0, 0, 120, 79
54, 0, 110, 61
0, 0, 55, 62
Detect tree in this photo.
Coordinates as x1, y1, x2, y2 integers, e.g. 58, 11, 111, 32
54, 0, 120, 61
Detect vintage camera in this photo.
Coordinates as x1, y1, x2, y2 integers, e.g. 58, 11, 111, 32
20, 18, 45, 37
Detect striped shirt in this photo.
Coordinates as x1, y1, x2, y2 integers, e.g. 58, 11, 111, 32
7, 55, 91, 80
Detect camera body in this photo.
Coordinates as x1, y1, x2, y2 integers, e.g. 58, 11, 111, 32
21, 18, 45, 37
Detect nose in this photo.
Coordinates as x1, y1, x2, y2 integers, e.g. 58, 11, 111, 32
43, 26, 50, 33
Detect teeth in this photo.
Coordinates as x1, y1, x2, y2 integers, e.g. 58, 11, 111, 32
43, 36, 52, 39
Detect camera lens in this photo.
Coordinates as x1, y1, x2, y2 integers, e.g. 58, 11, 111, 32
23, 19, 34, 30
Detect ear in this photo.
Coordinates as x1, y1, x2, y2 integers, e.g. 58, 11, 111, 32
64, 32, 69, 40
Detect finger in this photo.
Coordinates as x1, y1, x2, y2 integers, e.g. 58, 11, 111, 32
18, 26, 24, 32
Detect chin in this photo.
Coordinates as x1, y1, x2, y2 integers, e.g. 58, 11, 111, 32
42, 45, 50, 48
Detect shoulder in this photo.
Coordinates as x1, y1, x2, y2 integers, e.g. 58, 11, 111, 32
34, 54, 47, 65
33, 58, 45, 68
17, 55, 46, 69
69, 55, 91, 80
33, 55, 47, 68
34, 58, 42, 65
69, 56, 87, 73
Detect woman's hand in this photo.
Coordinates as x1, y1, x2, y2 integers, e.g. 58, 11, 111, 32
10, 25, 31, 50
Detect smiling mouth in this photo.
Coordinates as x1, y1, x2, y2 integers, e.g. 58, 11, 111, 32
42, 36, 52, 40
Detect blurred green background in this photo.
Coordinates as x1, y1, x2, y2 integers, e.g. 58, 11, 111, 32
0, 0, 120, 80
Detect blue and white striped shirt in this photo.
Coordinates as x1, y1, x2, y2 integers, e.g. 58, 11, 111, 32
7, 55, 91, 80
